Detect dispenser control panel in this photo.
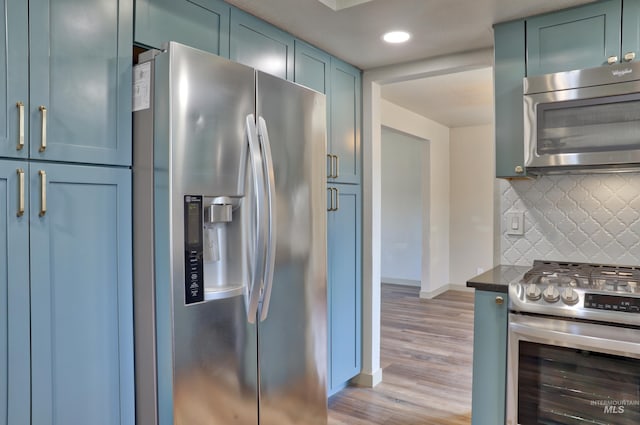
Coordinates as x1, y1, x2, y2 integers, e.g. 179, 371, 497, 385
184, 195, 204, 304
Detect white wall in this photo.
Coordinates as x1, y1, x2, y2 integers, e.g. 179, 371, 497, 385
449, 125, 495, 285
381, 127, 425, 284
381, 99, 450, 296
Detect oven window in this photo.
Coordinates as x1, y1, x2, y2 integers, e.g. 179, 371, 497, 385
518, 341, 640, 425
537, 93, 640, 155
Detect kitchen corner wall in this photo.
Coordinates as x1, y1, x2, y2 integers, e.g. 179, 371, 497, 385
500, 173, 640, 266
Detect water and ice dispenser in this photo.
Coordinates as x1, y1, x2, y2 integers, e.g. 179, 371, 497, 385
183, 194, 246, 304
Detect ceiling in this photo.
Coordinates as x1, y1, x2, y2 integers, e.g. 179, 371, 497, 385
224, 0, 597, 126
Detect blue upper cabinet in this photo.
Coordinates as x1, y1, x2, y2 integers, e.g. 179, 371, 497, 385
526, 0, 623, 76
622, 0, 640, 60
134, 0, 230, 57
494, 20, 527, 178
29, 163, 133, 425
294, 40, 331, 94
0, 161, 31, 425
28, 0, 132, 166
330, 58, 361, 184
0, 0, 28, 159
230, 8, 294, 80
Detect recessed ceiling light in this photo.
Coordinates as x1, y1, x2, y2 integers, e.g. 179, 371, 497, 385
382, 31, 411, 44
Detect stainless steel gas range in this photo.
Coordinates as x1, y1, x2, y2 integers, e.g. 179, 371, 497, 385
506, 260, 640, 425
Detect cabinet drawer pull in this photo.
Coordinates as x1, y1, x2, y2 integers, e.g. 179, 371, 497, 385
17, 168, 25, 217
39, 170, 47, 217
624, 52, 636, 62
333, 155, 339, 179
514, 165, 524, 174
327, 188, 333, 211
17, 102, 25, 150
39, 106, 47, 152
334, 187, 339, 211
327, 154, 333, 178
607, 55, 619, 65
495, 296, 504, 305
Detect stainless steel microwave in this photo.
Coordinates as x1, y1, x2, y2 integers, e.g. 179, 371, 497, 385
524, 61, 640, 174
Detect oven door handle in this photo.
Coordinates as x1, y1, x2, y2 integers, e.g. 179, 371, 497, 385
509, 314, 640, 358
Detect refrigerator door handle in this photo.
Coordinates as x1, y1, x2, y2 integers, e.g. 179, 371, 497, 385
246, 114, 267, 324
257, 116, 277, 322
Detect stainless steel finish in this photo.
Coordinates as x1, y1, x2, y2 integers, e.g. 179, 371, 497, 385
38, 170, 46, 216
256, 70, 327, 425
16, 168, 24, 217
257, 117, 277, 323
514, 165, 524, 174
625, 52, 637, 62
524, 61, 640, 172
327, 188, 333, 211
561, 287, 579, 305
506, 313, 640, 425
246, 114, 266, 324
327, 188, 338, 212
334, 187, 339, 211
38, 106, 47, 152
495, 296, 504, 305
327, 154, 332, 178
333, 154, 339, 178
133, 42, 327, 425
541, 285, 560, 303
607, 55, 619, 64
525, 283, 541, 301
16, 102, 24, 150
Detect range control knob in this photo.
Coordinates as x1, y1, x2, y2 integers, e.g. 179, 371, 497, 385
525, 284, 542, 301
542, 285, 560, 303
561, 288, 579, 305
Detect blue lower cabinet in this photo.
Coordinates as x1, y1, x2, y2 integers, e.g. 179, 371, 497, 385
29, 163, 134, 425
0, 160, 30, 425
471, 290, 508, 425
327, 183, 362, 395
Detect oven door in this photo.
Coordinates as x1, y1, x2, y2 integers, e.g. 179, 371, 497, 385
507, 313, 640, 425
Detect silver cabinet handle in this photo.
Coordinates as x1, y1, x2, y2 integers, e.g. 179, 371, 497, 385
607, 55, 619, 65
334, 187, 339, 211
333, 155, 339, 179
624, 52, 636, 62
17, 168, 25, 217
495, 296, 504, 305
514, 165, 524, 174
327, 188, 333, 211
16, 102, 24, 150
39, 106, 47, 152
39, 170, 47, 216
327, 154, 333, 178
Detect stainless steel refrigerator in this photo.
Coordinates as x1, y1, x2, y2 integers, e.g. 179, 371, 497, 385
132, 42, 327, 425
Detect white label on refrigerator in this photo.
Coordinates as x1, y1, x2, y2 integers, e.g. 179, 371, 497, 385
132, 62, 151, 111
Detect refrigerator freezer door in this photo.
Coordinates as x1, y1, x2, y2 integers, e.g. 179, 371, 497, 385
255, 72, 328, 425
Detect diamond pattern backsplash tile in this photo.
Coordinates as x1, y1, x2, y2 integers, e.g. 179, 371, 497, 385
500, 174, 640, 266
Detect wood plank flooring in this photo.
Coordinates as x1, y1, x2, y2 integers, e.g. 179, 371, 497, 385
328, 284, 475, 425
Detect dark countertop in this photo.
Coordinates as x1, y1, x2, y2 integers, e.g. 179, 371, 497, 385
466, 265, 529, 293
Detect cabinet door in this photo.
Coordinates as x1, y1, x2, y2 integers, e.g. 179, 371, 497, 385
328, 183, 361, 394
0, 161, 30, 425
0, 0, 28, 159
135, 0, 230, 57
30, 163, 133, 425
330, 58, 361, 184
230, 8, 294, 80
29, 0, 133, 165
294, 40, 330, 94
494, 20, 527, 178
527, 0, 622, 76
622, 0, 640, 63
471, 290, 508, 425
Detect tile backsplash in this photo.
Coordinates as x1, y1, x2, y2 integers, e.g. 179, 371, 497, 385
500, 173, 640, 266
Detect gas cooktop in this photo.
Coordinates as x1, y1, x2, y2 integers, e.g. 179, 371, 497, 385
509, 260, 640, 326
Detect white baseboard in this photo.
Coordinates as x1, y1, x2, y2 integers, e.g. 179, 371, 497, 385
419, 283, 473, 299
351, 368, 383, 388
381, 277, 421, 287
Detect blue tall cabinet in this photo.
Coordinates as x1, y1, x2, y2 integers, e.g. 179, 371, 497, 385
1, 0, 134, 423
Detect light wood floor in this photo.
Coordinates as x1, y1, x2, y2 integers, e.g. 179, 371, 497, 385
328, 284, 475, 425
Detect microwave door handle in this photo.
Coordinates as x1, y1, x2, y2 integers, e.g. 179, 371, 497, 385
245, 114, 267, 324
257, 116, 276, 322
